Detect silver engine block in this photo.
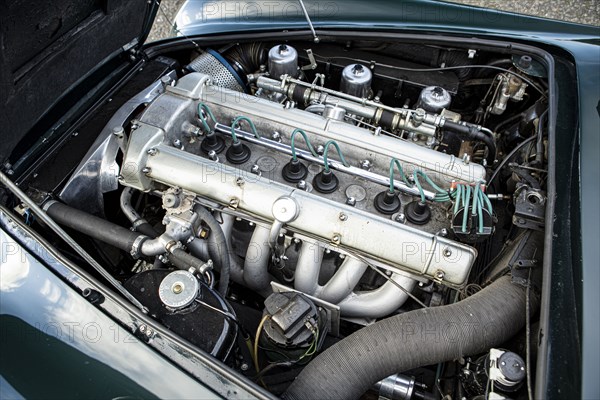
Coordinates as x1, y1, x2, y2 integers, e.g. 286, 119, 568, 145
119, 72, 481, 319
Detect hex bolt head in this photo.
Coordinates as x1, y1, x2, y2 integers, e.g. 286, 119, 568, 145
297, 180, 307, 190
112, 126, 125, 138
346, 197, 357, 207
173, 139, 182, 148
251, 165, 261, 175
339, 213, 348, 221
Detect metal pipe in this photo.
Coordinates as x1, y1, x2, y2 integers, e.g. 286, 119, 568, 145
294, 241, 325, 295
243, 225, 272, 293
337, 273, 416, 318
316, 257, 369, 304
141, 234, 174, 256
257, 76, 377, 118
259, 75, 441, 136
222, 213, 245, 285
120, 187, 142, 225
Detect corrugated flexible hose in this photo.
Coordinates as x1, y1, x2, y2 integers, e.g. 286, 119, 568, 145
284, 275, 537, 400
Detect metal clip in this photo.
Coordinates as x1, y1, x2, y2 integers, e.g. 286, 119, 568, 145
302, 49, 319, 70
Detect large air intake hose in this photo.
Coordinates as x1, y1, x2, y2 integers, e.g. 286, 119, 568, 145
284, 275, 537, 400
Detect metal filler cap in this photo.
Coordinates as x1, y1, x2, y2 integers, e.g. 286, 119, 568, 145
158, 270, 199, 309
272, 196, 299, 223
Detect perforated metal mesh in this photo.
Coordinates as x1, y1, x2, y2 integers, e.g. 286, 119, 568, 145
187, 51, 244, 92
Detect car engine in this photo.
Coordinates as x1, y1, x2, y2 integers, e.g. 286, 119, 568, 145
6, 38, 550, 399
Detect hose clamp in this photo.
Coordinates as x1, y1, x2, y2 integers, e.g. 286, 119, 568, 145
130, 235, 147, 258
42, 199, 58, 212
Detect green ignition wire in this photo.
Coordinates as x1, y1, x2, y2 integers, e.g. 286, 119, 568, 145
434, 190, 453, 203
461, 184, 471, 233
230, 116, 261, 143
477, 187, 485, 233
472, 183, 480, 218
481, 186, 493, 214
290, 128, 319, 161
383, 156, 495, 234
449, 181, 494, 234
388, 158, 412, 193
322, 140, 350, 172
454, 184, 463, 215
413, 169, 451, 203
198, 102, 217, 133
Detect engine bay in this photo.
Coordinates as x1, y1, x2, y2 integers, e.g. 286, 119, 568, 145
4, 36, 550, 399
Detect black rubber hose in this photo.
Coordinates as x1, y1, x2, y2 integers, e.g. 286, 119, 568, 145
193, 205, 230, 296
46, 201, 144, 252
47, 200, 217, 285
445, 121, 496, 165
284, 275, 537, 400
170, 247, 209, 273
135, 222, 159, 238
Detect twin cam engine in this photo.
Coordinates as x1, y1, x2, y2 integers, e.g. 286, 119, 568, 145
36, 37, 548, 398
117, 44, 494, 322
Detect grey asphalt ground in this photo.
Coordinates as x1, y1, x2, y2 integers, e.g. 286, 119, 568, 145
148, 0, 599, 42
